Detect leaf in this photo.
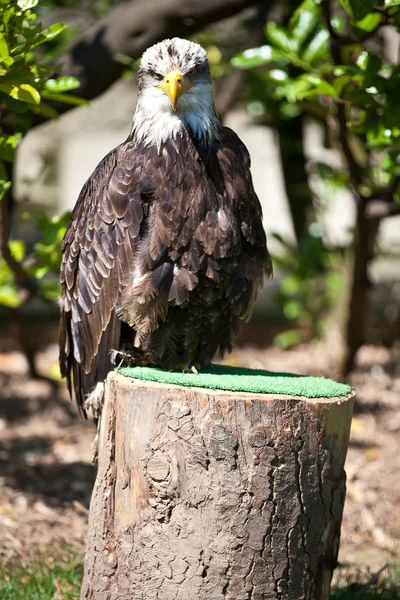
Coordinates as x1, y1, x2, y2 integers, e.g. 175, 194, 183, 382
0, 285, 21, 308
30, 102, 58, 119
0, 32, 9, 60
284, 301, 303, 320
1, 56, 13, 68
313, 162, 350, 190
266, 23, 297, 52
274, 329, 305, 349
268, 69, 289, 82
231, 45, 286, 69
289, 0, 320, 47
9, 240, 25, 262
0, 179, 11, 201
354, 12, 382, 32
281, 276, 300, 295
339, 0, 375, 20
0, 134, 22, 161
333, 74, 353, 95
356, 51, 370, 71
17, 0, 38, 8
42, 23, 68, 40
302, 29, 330, 63
41, 90, 88, 106
45, 76, 80, 93
44, 23, 67, 42
300, 78, 338, 99
14, 83, 41, 104
30, 23, 68, 49
366, 124, 396, 147
384, 0, 400, 6
275, 74, 337, 102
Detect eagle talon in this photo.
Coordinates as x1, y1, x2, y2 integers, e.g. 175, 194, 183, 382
84, 382, 105, 419
110, 349, 135, 368
178, 363, 200, 374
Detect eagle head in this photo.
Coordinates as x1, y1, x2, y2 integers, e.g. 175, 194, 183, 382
132, 38, 219, 150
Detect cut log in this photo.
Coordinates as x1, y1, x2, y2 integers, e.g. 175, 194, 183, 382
81, 368, 354, 600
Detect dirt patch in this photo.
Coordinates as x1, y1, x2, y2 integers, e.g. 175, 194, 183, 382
0, 351, 96, 561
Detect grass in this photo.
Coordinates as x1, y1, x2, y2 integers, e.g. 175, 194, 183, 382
0, 547, 83, 600
0, 549, 399, 599
331, 564, 400, 599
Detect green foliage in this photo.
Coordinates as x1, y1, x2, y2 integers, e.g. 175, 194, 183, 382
233, 0, 400, 344
0, 548, 83, 600
0, 0, 85, 176
331, 563, 400, 599
0, 1, 80, 310
272, 225, 345, 348
26, 211, 71, 300
233, 0, 400, 180
331, 588, 400, 599
0, 212, 69, 306
0, 239, 25, 307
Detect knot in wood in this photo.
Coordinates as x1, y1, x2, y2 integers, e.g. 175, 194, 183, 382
146, 454, 170, 482
209, 423, 238, 468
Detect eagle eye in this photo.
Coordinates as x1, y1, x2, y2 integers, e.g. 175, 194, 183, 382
187, 67, 196, 76
151, 70, 163, 81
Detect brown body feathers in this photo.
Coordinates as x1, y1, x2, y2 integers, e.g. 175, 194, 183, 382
59, 126, 271, 415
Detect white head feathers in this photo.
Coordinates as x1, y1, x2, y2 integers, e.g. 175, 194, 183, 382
131, 38, 219, 152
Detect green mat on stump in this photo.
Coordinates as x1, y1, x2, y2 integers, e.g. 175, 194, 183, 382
118, 364, 352, 398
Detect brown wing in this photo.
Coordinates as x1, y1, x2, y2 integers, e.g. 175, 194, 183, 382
213, 126, 272, 321
58, 144, 144, 416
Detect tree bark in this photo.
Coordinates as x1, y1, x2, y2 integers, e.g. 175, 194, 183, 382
339, 200, 380, 376
81, 373, 354, 599
278, 115, 315, 243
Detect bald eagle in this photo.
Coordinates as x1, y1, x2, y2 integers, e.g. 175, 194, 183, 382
59, 38, 272, 416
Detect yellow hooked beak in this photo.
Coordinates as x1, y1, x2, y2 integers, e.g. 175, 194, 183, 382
158, 70, 193, 111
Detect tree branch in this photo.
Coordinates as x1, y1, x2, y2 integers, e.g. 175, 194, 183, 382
363, 176, 400, 203
48, 0, 261, 118
322, 0, 363, 187
366, 201, 400, 219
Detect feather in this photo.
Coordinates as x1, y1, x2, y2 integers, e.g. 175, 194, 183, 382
168, 280, 188, 305
109, 187, 129, 219
175, 268, 198, 291
149, 262, 173, 291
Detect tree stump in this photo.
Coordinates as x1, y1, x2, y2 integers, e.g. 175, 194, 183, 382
81, 366, 354, 600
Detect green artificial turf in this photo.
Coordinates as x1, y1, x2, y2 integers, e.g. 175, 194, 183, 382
118, 363, 352, 398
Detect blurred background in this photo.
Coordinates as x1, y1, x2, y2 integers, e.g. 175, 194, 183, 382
0, 0, 400, 597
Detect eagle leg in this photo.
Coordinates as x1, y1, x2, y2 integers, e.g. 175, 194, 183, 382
176, 363, 201, 375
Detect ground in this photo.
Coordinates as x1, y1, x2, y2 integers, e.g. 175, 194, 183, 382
0, 340, 399, 591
